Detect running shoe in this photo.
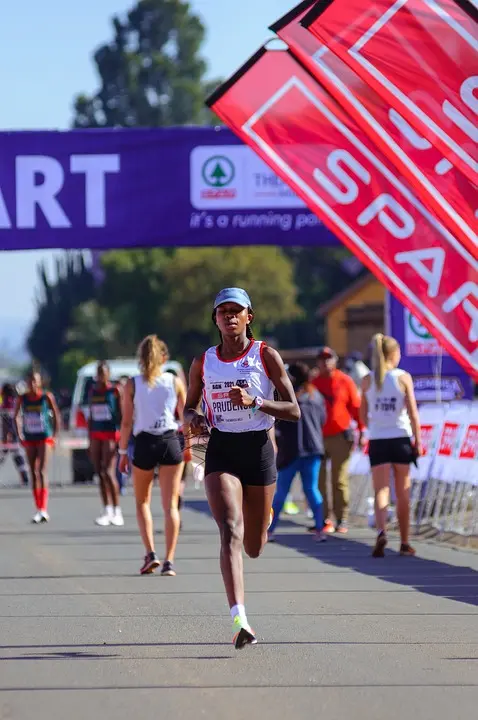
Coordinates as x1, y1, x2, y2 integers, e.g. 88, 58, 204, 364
323, 519, 335, 534
336, 522, 348, 534
267, 509, 274, 530
31, 511, 42, 524
314, 530, 327, 542
95, 513, 111, 527
161, 561, 176, 577
372, 531, 388, 558
283, 501, 300, 516
400, 543, 417, 557
232, 616, 257, 650
110, 508, 124, 527
40, 511, 50, 523
140, 552, 160, 575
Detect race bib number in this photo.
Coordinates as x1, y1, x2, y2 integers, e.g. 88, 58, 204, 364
91, 404, 112, 422
149, 418, 167, 432
374, 396, 398, 415
24, 412, 45, 435
210, 381, 252, 426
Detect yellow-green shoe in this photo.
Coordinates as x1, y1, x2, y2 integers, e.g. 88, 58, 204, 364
284, 501, 300, 516
232, 615, 257, 650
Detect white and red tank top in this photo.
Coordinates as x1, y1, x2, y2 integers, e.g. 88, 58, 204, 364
202, 340, 275, 433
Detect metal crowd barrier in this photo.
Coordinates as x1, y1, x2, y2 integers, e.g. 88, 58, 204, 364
348, 400, 478, 542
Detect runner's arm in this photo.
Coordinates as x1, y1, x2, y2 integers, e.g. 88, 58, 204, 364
175, 376, 187, 426
257, 346, 300, 422
184, 358, 207, 433
46, 392, 61, 436
401, 373, 422, 454
13, 396, 22, 441
119, 379, 134, 452
114, 386, 123, 425
360, 375, 371, 429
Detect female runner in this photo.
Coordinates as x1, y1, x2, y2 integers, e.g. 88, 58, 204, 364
14, 370, 61, 523
118, 336, 186, 576
361, 334, 422, 558
89, 362, 124, 527
184, 288, 300, 649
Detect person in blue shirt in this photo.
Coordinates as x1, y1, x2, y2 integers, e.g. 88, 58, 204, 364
269, 362, 327, 541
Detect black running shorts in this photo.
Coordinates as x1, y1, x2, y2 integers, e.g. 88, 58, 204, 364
368, 436, 414, 468
205, 428, 277, 487
133, 430, 183, 470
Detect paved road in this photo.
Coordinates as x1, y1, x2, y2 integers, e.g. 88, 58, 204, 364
0, 461, 477, 720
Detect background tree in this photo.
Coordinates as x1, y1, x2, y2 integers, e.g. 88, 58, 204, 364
160, 247, 301, 361
27, 254, 96, 386
72, 0, 220, 128
95, 246, 301, 364
273, 247, 365, 348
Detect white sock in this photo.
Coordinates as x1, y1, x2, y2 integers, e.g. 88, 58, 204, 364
114, 506, 122, 514
230, 604, 250, 630
105, 505, 114, 517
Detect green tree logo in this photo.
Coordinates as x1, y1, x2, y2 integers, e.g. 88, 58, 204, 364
202, 156, 235, 187
408, 313, 433, 339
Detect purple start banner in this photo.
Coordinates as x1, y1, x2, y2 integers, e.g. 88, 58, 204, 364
387, 292, 474, 402
0, 127, 337, 251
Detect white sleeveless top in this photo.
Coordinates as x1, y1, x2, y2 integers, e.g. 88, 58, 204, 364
202, 340, 275, 433
366, 368, 412, 440
133, 373, 178, 436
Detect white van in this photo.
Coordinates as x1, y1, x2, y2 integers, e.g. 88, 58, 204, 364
69, 358, 185, 483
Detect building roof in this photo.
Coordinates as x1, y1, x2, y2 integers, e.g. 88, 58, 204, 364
316, 273, 376, 317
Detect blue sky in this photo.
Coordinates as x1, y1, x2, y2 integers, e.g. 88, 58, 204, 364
0, 0, 294, 352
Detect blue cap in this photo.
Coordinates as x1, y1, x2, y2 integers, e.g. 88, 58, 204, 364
214, 287, 252, 309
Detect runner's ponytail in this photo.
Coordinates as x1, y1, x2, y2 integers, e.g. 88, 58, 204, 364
372, 333, 400, 390
138, 335, 169, 387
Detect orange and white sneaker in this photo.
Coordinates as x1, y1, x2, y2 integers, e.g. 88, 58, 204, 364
335, 522, 348, 535
323, 519, 335, 534
267, 509, 274, 531
232, 616, 257, 650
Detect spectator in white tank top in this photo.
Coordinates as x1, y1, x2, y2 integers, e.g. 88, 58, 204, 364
360, 334, 422, 559
118, 335, 186, 577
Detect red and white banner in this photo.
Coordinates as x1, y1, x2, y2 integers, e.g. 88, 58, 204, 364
302, 0, 478, 185
271, 1, 477, 258
207, 48, 478, 380
349, 401, 478, 485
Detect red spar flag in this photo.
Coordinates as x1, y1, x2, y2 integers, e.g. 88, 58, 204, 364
302, 0, 478, 185
271, 0, 477, 259
207, 48, 478, 380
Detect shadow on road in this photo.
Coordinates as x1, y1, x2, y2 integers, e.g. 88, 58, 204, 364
186, 500, 478, 608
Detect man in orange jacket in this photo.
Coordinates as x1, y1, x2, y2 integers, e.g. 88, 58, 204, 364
313, 347, 366, 533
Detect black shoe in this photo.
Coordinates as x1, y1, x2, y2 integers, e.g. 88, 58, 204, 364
161, 561, 176, 577
234, 627, 257, 650
400, 543, 417, 557
372, 532, 388, 558
140, 552, 160, 575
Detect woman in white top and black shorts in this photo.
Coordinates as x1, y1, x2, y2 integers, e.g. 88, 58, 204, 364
360, 334, 422, 559
118, 335, 186, 576
185, 288, 300, 649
